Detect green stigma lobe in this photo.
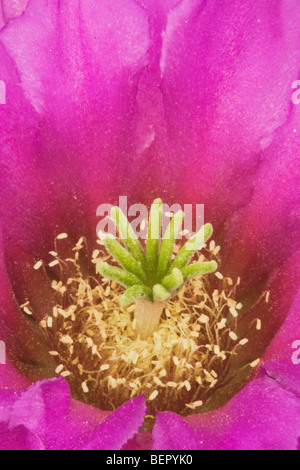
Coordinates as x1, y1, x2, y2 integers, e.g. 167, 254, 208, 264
98, 262, 143, 288
157, 210, 184, 281
120, 285, 153, 307
171, 223, 213, 271
161, 268, 184, 292
181, 260, 218, 281
146, 198, 162, 275
104, 235, 146, 281
97, 200, 217, 308
153, 284, 171, 302
111, 206, 146, 271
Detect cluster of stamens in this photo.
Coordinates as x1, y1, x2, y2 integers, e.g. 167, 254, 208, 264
23, 228, 265, 416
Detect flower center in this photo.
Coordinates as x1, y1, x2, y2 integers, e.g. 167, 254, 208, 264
26, 255, 261, 415
21, 200, 266, 416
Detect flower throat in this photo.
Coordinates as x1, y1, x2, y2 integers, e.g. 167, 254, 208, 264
23, 199, 264, 416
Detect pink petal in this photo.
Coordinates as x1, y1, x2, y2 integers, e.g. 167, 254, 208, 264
0, 377, 147, 450
0, 359, 31, 390
224, 106, 300, 289
263, 284, 300, 362
0, 423, 43, 450
263, 358, 300, 399
159, 0, 300, 225
10, 377, 71, 432
153, 376, 300, 450
152, 412, 199, 450
1, 0, 28, 22
0, 6, 4, 29
1, 0, 300, 245
0, 223, 54, 369
259, 286, 300, 398
261, 291, 300, 404
8, 377, 104, 450
0, 42, 64, 252
0, 0, 151, 248
231, 249, 300, 365
83, 395, 147, 450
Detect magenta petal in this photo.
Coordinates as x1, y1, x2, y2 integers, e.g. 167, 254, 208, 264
153, 377, 300, 450
0, 423, 43, 450
152, 412, 199, 450
188, 377, 300, 450
0, 377, 147, 450
0, 389, 22, 421
160, 0, 300, 224
224, 106, 300, 288
2, 0, 300, 242
7, 377, 106, 450
260, 289, 300, 397
0, 0, 152, 247
263, 359, 300, 399
83, 395, 147, 450
1, 0, 28, 22
0, 384, 44, 451
10, 377, 71, 433
0, 383, 105, 449
0, 359, 30, 390
0, 223, 47, 365
232, 249, 300, 363
263, 286, 300, 361
7, 377, 78, 449
0, 41, 64, 252
0, 6, 4, 29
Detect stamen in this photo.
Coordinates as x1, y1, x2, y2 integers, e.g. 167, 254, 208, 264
250, 359, 260, 368
33, 260, 43, 270
57, 233, 68, 240
33, 233, 261, 415
23, 200, 267, 416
